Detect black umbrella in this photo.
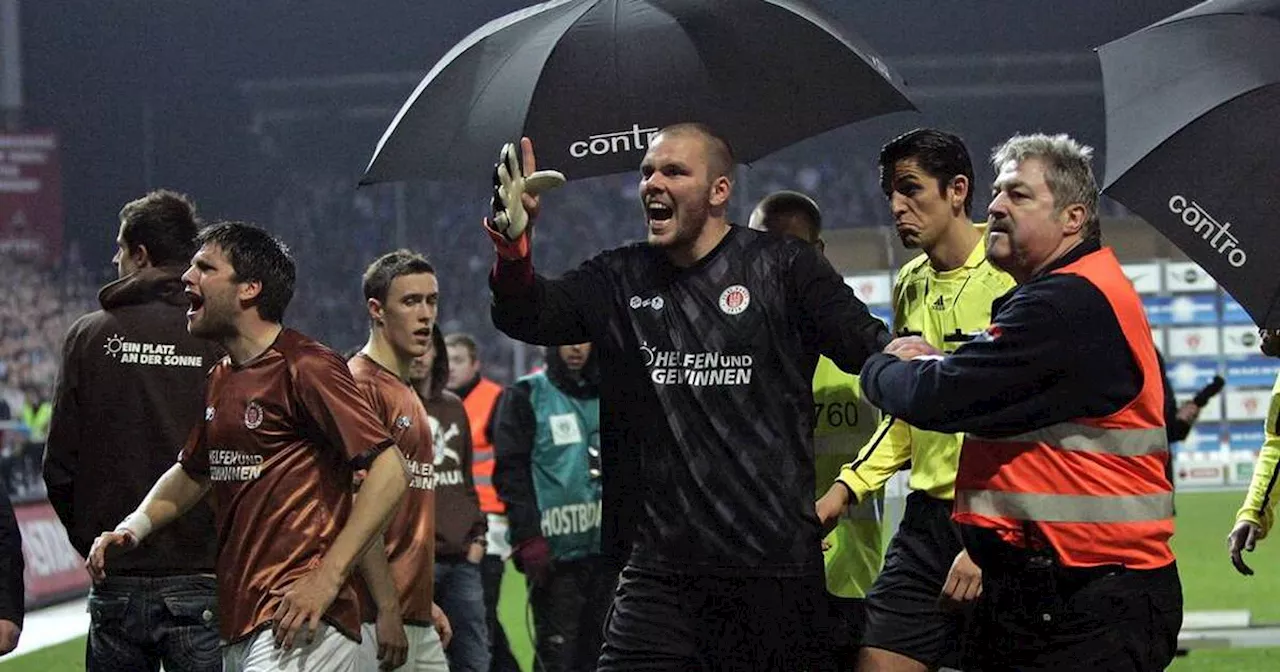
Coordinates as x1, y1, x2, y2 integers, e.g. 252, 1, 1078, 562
1098, 0, 1280, 326
361, 0, 914, 184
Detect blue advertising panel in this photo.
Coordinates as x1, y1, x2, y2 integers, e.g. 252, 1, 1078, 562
1222, 295, 1255, 326
1225, 358, 1280, 389
1229, 422, 1267, 452
1181, 422, 1223, 452
1165, 357, 1222, 392
1143, 296, 1172, 326
1166, 294, 1219, 326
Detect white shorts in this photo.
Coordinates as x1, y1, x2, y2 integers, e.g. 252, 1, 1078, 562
359, 623, 449, 672
223, 623, 361, 672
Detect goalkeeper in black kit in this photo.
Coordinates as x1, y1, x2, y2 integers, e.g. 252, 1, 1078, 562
482, 123, 891, 671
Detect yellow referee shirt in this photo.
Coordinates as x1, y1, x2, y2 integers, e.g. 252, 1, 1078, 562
1237, 373, 1280, 537
837, 228, 1016, 502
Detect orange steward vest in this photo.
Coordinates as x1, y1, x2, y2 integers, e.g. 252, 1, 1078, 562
464, 377, 506, 514
953, 248, 1174, 569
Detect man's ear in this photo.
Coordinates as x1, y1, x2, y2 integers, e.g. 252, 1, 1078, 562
948, 175, 970, 215
710, 175, 732, 209
132, 244, 152, 269
367, 297, 385, 325
237, 279, 263, 304
1060, 203, 1087, 236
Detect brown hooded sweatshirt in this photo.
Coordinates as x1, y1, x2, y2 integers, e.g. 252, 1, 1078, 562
44, 265, 222, 574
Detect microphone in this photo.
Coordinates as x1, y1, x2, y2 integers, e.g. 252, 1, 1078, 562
1192, 376, 1225, 407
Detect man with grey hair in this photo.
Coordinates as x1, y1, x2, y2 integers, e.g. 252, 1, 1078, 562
857, 133, 1182, 670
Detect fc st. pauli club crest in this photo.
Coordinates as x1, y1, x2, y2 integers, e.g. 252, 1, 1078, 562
244, 401, 264, 430
719, 285, 750, 315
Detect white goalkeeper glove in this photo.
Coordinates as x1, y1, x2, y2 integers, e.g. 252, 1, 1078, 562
490, 141, 565, 242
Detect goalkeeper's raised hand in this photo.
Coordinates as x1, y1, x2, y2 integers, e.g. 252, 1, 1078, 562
484, 137, 565, 259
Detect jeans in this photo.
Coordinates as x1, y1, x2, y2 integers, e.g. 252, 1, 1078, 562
528, 555, 618, 672
480, 554, 521, 672
86, 574, 220, 672
435, 558, 491, 672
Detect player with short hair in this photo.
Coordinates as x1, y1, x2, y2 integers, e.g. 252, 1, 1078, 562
749, 190, 885, 669
349, 249, 451, 671
817, 128, 1016, 672
87, 222, 410, 672
484, 123, 891, 669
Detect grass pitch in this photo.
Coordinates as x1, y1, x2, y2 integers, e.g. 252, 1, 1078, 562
3, 490, 1276, 671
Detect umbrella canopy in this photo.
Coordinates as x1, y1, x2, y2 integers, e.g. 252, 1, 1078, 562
361, 0, 914, 184
1098, 0, 1280, 326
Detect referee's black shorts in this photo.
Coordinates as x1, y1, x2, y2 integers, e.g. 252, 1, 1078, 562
596, 565, 827, 671
861, 491, 969, 668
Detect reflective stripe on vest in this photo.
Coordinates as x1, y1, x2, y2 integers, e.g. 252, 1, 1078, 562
463, 378, 505, 514
957, 489, 1174, 523
981, 422, 1167, 457
954, 248, 1174, 569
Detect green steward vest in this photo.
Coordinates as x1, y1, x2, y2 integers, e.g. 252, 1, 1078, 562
523, 372, 603, 560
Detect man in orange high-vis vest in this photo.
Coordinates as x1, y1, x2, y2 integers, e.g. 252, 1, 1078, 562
859, 133, 1181, 672
445, 332, 521, 672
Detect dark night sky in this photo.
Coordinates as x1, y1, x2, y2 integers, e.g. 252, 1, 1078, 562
18, 0, 1201, 257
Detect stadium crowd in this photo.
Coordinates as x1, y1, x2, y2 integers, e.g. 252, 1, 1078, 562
0, 249, 100, 501
0, 249, 98, 415
257, 156, 894, 381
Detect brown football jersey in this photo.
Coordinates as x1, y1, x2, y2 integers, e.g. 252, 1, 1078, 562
179, 329, 394, 644
348, 353, 437, 625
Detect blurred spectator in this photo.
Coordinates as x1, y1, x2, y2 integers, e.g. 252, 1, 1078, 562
493, 343, 615, 672
411, 330, 491, 672
445, 332, 520, 672
19, 385, 51, 443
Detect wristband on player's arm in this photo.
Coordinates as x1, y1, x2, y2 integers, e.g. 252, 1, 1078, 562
485, 222, 532, 261
114, 511, 153, 544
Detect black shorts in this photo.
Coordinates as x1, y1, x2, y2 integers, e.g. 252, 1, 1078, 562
824, 594, 867, 669
596, 565, 827, 672
965, 559, 1183, 671
862, 492, 968, 668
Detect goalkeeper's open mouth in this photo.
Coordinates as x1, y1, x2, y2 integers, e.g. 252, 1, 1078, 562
646, 200, 674, 226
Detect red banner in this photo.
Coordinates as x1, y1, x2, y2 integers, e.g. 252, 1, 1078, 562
0, 132, 63, 263
14, 501, 89, 607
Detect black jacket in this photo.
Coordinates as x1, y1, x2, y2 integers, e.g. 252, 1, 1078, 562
861, 240, 1142, 437
861, 241, 1154, 561
491, 225, 889, 576
44, 266, 221, 573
